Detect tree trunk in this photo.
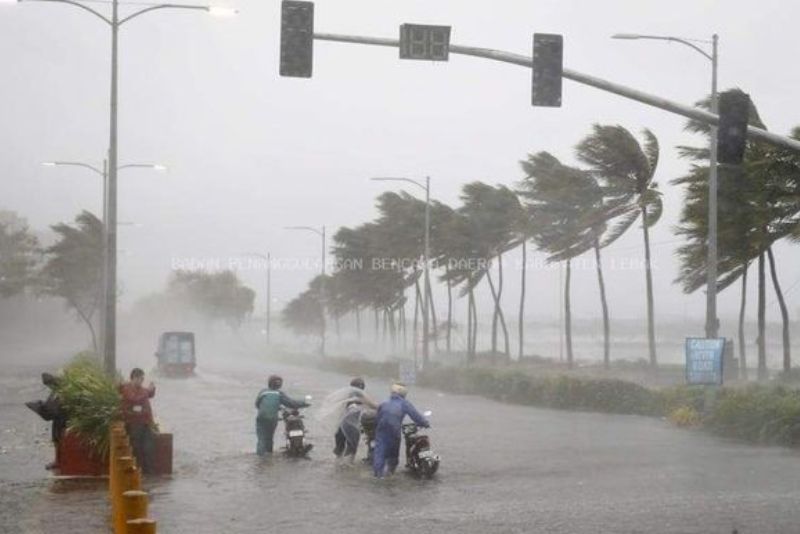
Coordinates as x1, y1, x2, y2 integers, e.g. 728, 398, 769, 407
641, 205, 657, 367
485, 266, 510, 358
467, 286, 476, 362
400, 298, 408, 355
565, 259, 574, 369
414, 277, 421, 361
518, 240, 527, 360
767, 247, 791, 372
374, 308, 379, 346
738, 264, 748, 380
355, 307, 361, 342
425, 272, 440, 352
76, 308, 98, 355
498, 253, 510, 358
757, 252, 767, 381
445, 265, 453, 354
594, 242, 611, 369
489, 264, 499, 355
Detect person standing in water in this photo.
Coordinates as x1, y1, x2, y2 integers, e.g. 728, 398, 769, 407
372, 382, 429, 478
333, 377, 378, 460
254, 375, 310, 456
119, 368, 157, 474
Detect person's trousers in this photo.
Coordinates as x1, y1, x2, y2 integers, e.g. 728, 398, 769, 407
126, 423, 155, 474
372, 431, 401, 477
256, 417, 279, 456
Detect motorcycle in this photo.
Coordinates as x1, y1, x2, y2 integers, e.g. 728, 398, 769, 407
402, 410, 439, 478
359, 409, 377, 464
281, 396, 313, 458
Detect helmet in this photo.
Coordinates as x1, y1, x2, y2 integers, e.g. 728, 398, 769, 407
267, 375, 283, 389
350, 377, 365, 390
390, 382, 408, 398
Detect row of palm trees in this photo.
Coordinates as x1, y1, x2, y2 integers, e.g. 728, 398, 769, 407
283, 92, 800, 375
283, 123, 664, 369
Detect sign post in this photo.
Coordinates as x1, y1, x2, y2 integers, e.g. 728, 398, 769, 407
685, 337, 725, 386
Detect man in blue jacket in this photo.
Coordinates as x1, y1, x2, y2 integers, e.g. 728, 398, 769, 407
255, 375, 310, 456
373, 382, 429, 478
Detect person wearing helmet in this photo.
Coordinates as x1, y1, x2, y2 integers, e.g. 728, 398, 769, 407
254, 375, 310, 456
372, 382, 429, 478
333, 377, 378, 460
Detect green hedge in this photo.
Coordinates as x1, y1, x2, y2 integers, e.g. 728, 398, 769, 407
310, 356, 800, 448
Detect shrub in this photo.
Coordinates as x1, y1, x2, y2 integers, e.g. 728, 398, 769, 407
669, 406, 702, 428
56, 353, 121, 459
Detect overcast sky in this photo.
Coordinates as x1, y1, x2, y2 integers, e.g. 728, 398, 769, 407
1, 0, 799, 333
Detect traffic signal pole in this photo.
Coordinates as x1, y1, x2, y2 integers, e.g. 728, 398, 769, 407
312, 32, 800, 155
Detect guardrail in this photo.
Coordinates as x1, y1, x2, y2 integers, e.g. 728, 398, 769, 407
109, 422, 158, 534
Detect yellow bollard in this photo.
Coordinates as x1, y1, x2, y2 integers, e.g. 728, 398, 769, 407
122, 490, 149, 526
126, 518, 157, 534
114, 457, 138, 534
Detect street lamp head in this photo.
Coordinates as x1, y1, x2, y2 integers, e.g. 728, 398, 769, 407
41, 162, 57, 167
152, 164, 168, 172
612, 33, 642, 40
207, 6, 238, 17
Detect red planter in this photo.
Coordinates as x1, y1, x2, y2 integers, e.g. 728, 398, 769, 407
56, 430, 107, 477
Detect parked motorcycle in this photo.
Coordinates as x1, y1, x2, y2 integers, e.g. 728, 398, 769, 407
402, 410, 439, 478
281, 396, 313, 458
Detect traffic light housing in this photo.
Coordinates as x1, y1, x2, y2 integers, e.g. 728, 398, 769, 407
532, 33, 563, 107
280, 0, 314, 78
399, 24, 451, 61
717, 90, 750, 165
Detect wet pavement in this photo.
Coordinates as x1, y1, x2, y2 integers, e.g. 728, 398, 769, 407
2, 354, 800, 533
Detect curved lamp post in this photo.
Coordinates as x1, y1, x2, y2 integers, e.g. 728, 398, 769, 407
13, 0, 236, 375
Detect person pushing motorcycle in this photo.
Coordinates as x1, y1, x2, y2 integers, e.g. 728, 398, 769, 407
333, 377, 378, 460
372, 382, 429, 478
255, 375, 310, 456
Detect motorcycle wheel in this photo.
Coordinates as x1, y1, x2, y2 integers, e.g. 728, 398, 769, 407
289, 437, 304, 456
419, 458, 439, 479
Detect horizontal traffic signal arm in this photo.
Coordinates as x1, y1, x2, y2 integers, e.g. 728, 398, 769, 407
309, 31, 800, 155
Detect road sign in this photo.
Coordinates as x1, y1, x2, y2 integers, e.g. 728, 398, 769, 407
399, 24, 451, 61
280, 0, 314, 78
532, 33, 563, 107
685, 337, 725, 385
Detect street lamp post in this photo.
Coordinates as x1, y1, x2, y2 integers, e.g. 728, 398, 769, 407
43, 159, 166, 358
285, 226, 326, 357
612, 33, 720, 340
371, 176, 431, 369
19, 0, 235, 375
242, 252, 272, 345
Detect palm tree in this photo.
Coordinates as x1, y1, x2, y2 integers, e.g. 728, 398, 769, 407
518, 152, 603, 368
575, 125, 664, 367
674, 90, 800, 378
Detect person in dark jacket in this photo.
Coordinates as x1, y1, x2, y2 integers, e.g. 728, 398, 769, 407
254, 375, 310, 456
372, 382, 429, 478
119, 368, 157, 474
25, 372, 67, 470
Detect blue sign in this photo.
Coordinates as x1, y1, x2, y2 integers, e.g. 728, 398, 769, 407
685, 338, 725, 385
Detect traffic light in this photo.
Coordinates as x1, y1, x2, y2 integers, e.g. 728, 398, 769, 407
717, 90, 750, 165
279, 0, 314, 78
399, 24, 451, 61
532, 33, 563, 107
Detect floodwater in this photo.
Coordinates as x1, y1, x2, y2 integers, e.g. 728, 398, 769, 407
2, 355, 800, 533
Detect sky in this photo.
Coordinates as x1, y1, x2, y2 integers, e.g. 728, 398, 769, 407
1, 0, 799, 335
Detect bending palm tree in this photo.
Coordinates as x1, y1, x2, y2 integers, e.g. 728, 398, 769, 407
575, 125, 664, 367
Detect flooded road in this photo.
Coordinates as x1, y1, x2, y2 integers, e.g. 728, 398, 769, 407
3, 354, 800, 533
